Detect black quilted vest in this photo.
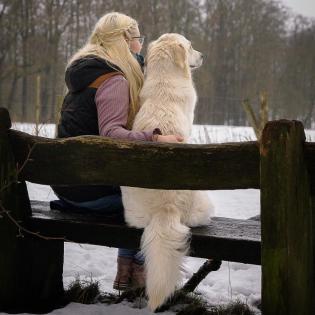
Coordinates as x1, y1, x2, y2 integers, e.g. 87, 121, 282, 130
57, 56, 117, 138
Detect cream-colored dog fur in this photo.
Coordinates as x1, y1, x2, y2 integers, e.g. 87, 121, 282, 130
121, 33, 214, 311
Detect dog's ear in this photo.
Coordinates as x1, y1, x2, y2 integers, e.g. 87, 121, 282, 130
145, 40, 158, 66
172, 43, 189, 75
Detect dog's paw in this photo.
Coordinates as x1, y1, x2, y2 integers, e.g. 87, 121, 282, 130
185, 210, 213, 227
183, 192, 215, 227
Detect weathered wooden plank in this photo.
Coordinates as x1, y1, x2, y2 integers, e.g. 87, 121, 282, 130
29, 201, 261, 265
9, 128, 260, 189
260, 120, 314, 315
0, 109, 64, 313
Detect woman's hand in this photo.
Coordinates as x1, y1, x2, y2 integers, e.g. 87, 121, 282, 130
156, 134, 184, 143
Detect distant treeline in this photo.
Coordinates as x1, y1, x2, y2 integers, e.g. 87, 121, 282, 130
1, 0, 315, 126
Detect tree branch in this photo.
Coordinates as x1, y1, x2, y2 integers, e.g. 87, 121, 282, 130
0, 202, 69, 241
156, 259, 222, 312
182, 259, 222, 293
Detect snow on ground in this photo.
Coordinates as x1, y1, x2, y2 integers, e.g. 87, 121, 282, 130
7, 303, 175, 315
3, 123, 315, 315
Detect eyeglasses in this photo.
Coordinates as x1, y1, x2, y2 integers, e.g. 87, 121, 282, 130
132, 36, 145, 45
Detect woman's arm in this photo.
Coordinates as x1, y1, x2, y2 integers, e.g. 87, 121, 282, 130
95, 75, 184, 143
95, 75, 156, 141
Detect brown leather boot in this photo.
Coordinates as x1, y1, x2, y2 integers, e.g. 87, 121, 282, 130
113, 257, 133, 291
131, 261, 146, 289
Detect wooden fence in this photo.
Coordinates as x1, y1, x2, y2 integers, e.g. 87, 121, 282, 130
0, 107, 314, 314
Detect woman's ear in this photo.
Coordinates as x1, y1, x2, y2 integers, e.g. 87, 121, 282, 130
124, 29, 131, 40
124, 30, 132, 45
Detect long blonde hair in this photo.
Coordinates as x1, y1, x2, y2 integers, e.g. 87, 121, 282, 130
68, 12, 144, 128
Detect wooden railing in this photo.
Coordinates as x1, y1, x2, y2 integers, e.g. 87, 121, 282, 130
10, 128, 260, 189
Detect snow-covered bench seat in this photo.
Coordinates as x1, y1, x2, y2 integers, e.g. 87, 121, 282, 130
29, 200, 261, 265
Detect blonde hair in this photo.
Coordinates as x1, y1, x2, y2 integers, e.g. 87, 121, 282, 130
68, 12, 144, 128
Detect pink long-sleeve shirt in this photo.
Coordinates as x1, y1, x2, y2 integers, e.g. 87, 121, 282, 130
95, 75, 155, 141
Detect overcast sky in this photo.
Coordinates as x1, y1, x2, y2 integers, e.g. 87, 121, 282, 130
280, 0, 315, 17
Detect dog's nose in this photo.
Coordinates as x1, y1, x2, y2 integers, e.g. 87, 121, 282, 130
200, 53, 204, 59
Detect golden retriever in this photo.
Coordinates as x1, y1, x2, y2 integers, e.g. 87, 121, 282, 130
121, 33, 214, 311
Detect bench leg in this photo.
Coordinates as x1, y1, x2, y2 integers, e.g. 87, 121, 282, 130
0, 182, 65, 313
0, 119, 65, 313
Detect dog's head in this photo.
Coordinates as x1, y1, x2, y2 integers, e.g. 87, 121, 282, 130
146, 33, 203, 76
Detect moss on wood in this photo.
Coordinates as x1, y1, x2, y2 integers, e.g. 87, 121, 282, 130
260, 120, 314, 315
9, 129, 260, 189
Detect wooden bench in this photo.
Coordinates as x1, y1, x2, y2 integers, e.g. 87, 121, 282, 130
0, 107, 314, 314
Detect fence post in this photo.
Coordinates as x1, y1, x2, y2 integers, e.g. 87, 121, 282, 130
0, 108, 64, 313
260, 120, 314, 315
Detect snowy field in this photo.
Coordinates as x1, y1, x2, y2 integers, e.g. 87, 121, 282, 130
3, 123, 315, 315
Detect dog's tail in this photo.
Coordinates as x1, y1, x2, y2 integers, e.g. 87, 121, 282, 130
141, 205, 190, 311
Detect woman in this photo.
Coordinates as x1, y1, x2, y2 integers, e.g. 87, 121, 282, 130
53, 12, 183, 291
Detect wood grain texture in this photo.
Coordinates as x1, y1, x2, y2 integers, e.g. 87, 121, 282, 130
9, 129, 260, 189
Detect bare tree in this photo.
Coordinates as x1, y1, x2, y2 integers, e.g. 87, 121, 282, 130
0, 0, 314, 127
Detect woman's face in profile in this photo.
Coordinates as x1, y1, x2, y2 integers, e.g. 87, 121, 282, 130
128, 26, 143, 54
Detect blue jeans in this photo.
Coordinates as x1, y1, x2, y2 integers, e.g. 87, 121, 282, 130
58, 194, 144, 264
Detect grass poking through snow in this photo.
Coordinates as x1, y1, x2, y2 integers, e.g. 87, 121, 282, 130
65, 278, 258, 314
